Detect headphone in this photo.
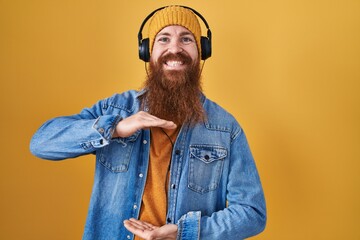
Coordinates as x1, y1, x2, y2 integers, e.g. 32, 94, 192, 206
138, 6, 212, 62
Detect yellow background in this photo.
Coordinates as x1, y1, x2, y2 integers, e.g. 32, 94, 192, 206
1, 0, 359, 239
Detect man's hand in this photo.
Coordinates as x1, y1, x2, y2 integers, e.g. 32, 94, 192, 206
113, 111, 177, 138
124, 218, 178, 240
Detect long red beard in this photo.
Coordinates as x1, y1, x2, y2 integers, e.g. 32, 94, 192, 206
140, 52, 205, 125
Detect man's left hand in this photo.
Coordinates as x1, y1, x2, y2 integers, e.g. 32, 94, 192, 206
124, 218, 178, 240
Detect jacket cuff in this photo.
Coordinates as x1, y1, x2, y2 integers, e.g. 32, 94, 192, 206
91, 115, 122, 147
176, 211, 201, 240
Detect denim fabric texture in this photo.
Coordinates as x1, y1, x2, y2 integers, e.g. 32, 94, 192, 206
30, 90, 266, 240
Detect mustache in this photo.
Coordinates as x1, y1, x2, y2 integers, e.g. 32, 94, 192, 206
158, 52, 193, 65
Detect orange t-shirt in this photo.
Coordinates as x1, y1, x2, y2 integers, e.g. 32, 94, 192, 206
134, 127, 179, 240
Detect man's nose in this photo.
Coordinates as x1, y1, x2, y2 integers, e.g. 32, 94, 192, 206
168, 40, 183, 54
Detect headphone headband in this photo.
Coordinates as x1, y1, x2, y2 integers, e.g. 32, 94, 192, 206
138, 5, 212, 62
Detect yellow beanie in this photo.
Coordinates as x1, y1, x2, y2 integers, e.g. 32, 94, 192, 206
148, 6, 202, 57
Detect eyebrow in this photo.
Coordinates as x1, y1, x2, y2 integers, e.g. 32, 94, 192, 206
179, 32, 194, 37
156, 31, 194, 38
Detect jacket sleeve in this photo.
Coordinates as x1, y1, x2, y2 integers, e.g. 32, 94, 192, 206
177, 128, 266, 239
30, 98, 122, 160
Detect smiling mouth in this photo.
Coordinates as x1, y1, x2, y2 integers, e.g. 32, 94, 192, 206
160, 52, 191, 70
166, 60, 184, 67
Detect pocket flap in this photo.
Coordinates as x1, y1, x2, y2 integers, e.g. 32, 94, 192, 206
190, 145, 227, 163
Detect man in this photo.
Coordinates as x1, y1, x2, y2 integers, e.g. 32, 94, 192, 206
30, 5, 266, 240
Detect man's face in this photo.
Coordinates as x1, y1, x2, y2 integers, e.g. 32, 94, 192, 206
142, 25, 204, 125
150, 25, 199, 73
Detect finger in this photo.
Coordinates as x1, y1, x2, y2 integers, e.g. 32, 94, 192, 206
124, 220, 148, 231
129, 218, 158, 230
146, 118, 177, 128
136, 112, 177, 129
125, 219, 157, 232
124, 226, 146, 237
158, 120, 177, 129
128, 218, 149, 227
124, 221, 158, 239
124, 220, 146, 235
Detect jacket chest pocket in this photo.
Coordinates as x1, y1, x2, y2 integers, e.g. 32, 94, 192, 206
188, 145, 227, 194
97, 136, 137, 173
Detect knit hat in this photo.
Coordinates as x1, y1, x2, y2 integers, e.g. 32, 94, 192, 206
148, 6, 202, 57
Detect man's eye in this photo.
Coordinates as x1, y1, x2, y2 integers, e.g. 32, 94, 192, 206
182, 37, 194, 43
158, 37, 170, 43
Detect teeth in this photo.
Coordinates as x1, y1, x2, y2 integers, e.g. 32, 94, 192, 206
166, 61, 183, 67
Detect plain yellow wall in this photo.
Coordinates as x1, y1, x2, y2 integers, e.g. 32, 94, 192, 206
1, 0, 359, 239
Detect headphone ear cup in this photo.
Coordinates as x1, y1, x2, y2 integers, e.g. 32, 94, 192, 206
201, 36, 211, 60
139, 38, 150, 62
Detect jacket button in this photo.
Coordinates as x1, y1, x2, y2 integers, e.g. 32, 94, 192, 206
204, 155, 210, 160
167, 218, 171, 223
175, 149, 181, 155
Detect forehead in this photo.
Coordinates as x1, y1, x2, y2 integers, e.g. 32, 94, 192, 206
156, 25, 194, 37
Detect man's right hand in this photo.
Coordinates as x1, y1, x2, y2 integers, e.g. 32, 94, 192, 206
112, 111, 177, 138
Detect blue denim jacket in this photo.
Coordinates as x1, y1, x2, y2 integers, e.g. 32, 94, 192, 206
30, 90, 266, 239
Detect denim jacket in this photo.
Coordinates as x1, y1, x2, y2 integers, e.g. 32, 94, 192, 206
30, 90, 266, 240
